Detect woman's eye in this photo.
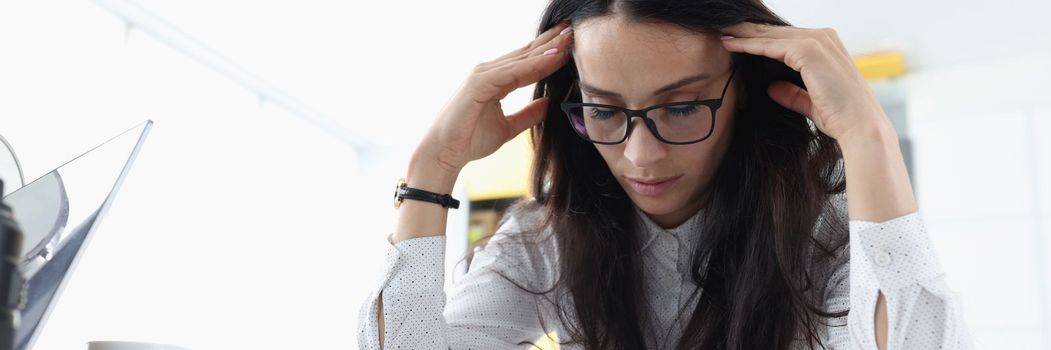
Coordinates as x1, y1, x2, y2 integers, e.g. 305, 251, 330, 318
666, 104, 699, 116
588, 108, 616, 120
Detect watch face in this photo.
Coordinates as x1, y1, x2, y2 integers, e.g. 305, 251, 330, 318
393, 178, 406, 208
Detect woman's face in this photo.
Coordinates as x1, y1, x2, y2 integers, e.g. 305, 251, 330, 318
571, 15, 739, 229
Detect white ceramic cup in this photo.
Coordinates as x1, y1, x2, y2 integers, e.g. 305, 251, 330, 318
87, 341, 190, 350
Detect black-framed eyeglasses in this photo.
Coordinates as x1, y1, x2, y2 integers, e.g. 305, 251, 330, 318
560, 66, 736, 145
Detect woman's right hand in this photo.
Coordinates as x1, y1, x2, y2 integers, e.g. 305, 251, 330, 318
412, 22, 574, 177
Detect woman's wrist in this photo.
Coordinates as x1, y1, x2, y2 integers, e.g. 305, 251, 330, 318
835, 116, 898, 151
405, 151, 460, 195
836, 117, 918, 222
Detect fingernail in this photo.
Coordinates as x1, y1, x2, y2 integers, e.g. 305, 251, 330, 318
720, 35, 735, 40
560, 26, 573, 36
543, 48, 559, 56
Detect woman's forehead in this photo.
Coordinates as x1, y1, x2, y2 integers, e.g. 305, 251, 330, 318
570, 17, 731, 98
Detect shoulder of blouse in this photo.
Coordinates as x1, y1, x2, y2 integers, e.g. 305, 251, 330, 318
469, 197, 560, 283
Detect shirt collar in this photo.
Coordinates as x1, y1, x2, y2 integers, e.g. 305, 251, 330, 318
633, 203, 706, 250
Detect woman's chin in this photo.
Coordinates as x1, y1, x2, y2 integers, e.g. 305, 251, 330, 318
628, 193, 683, 216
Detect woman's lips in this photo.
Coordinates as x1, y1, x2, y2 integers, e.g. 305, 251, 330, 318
626, 175, 682, 196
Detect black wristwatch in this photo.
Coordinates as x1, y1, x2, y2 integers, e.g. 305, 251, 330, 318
393, 178, 460, 209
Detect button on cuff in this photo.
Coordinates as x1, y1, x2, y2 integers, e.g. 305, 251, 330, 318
850, 212, 944, 291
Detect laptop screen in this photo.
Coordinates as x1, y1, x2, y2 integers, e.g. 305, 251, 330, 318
2, 121, 152, 350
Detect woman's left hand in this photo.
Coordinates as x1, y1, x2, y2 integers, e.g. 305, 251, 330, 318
719, 22, 889, 142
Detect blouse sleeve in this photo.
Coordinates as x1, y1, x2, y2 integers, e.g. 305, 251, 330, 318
823, 209, 975, 349
356, 213, 549, 349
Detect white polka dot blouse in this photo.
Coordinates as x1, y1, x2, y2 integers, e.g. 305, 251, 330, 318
358, 192, 973, 349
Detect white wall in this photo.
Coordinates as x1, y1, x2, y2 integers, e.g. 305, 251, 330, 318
906, 53, 1051, 348
1, 1, 371, 349
0, 1, 545, 349
766, 0, 1051, 69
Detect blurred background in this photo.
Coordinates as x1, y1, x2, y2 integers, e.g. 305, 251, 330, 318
0, 0, 1048, 348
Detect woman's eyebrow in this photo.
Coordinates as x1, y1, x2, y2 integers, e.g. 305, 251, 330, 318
579, 73, 712, 98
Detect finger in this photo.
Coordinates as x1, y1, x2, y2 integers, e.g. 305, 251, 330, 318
720, 36, 811, 71
472, 41, 571, 102
720, 36, 791, 65
721, 23, 842, 57
475, 24, 574, 98
723, 23, 854, 66
505, 96, 549, 136
488, 22, 571, 66
767, 80, 812, 117
720, 22, 804, 39
531, 22, 572, 51
483, 24, 572, 73
498, 26, 572, 70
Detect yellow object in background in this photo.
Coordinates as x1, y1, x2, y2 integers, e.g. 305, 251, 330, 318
461, 130, 533, 201
854, 51, 907, 80
533, 332, 560, 350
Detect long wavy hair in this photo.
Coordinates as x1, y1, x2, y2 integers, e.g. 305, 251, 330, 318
487, 0, 850, 349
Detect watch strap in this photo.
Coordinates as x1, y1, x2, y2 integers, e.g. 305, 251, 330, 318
397, 185, 460, 209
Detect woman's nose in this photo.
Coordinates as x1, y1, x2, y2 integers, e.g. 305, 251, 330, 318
622, 118, 668, 167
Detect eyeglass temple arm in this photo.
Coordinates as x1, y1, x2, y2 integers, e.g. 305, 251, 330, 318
719, 66, 737, 100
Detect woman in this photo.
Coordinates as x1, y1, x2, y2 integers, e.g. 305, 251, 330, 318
359, 0, 971, 348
